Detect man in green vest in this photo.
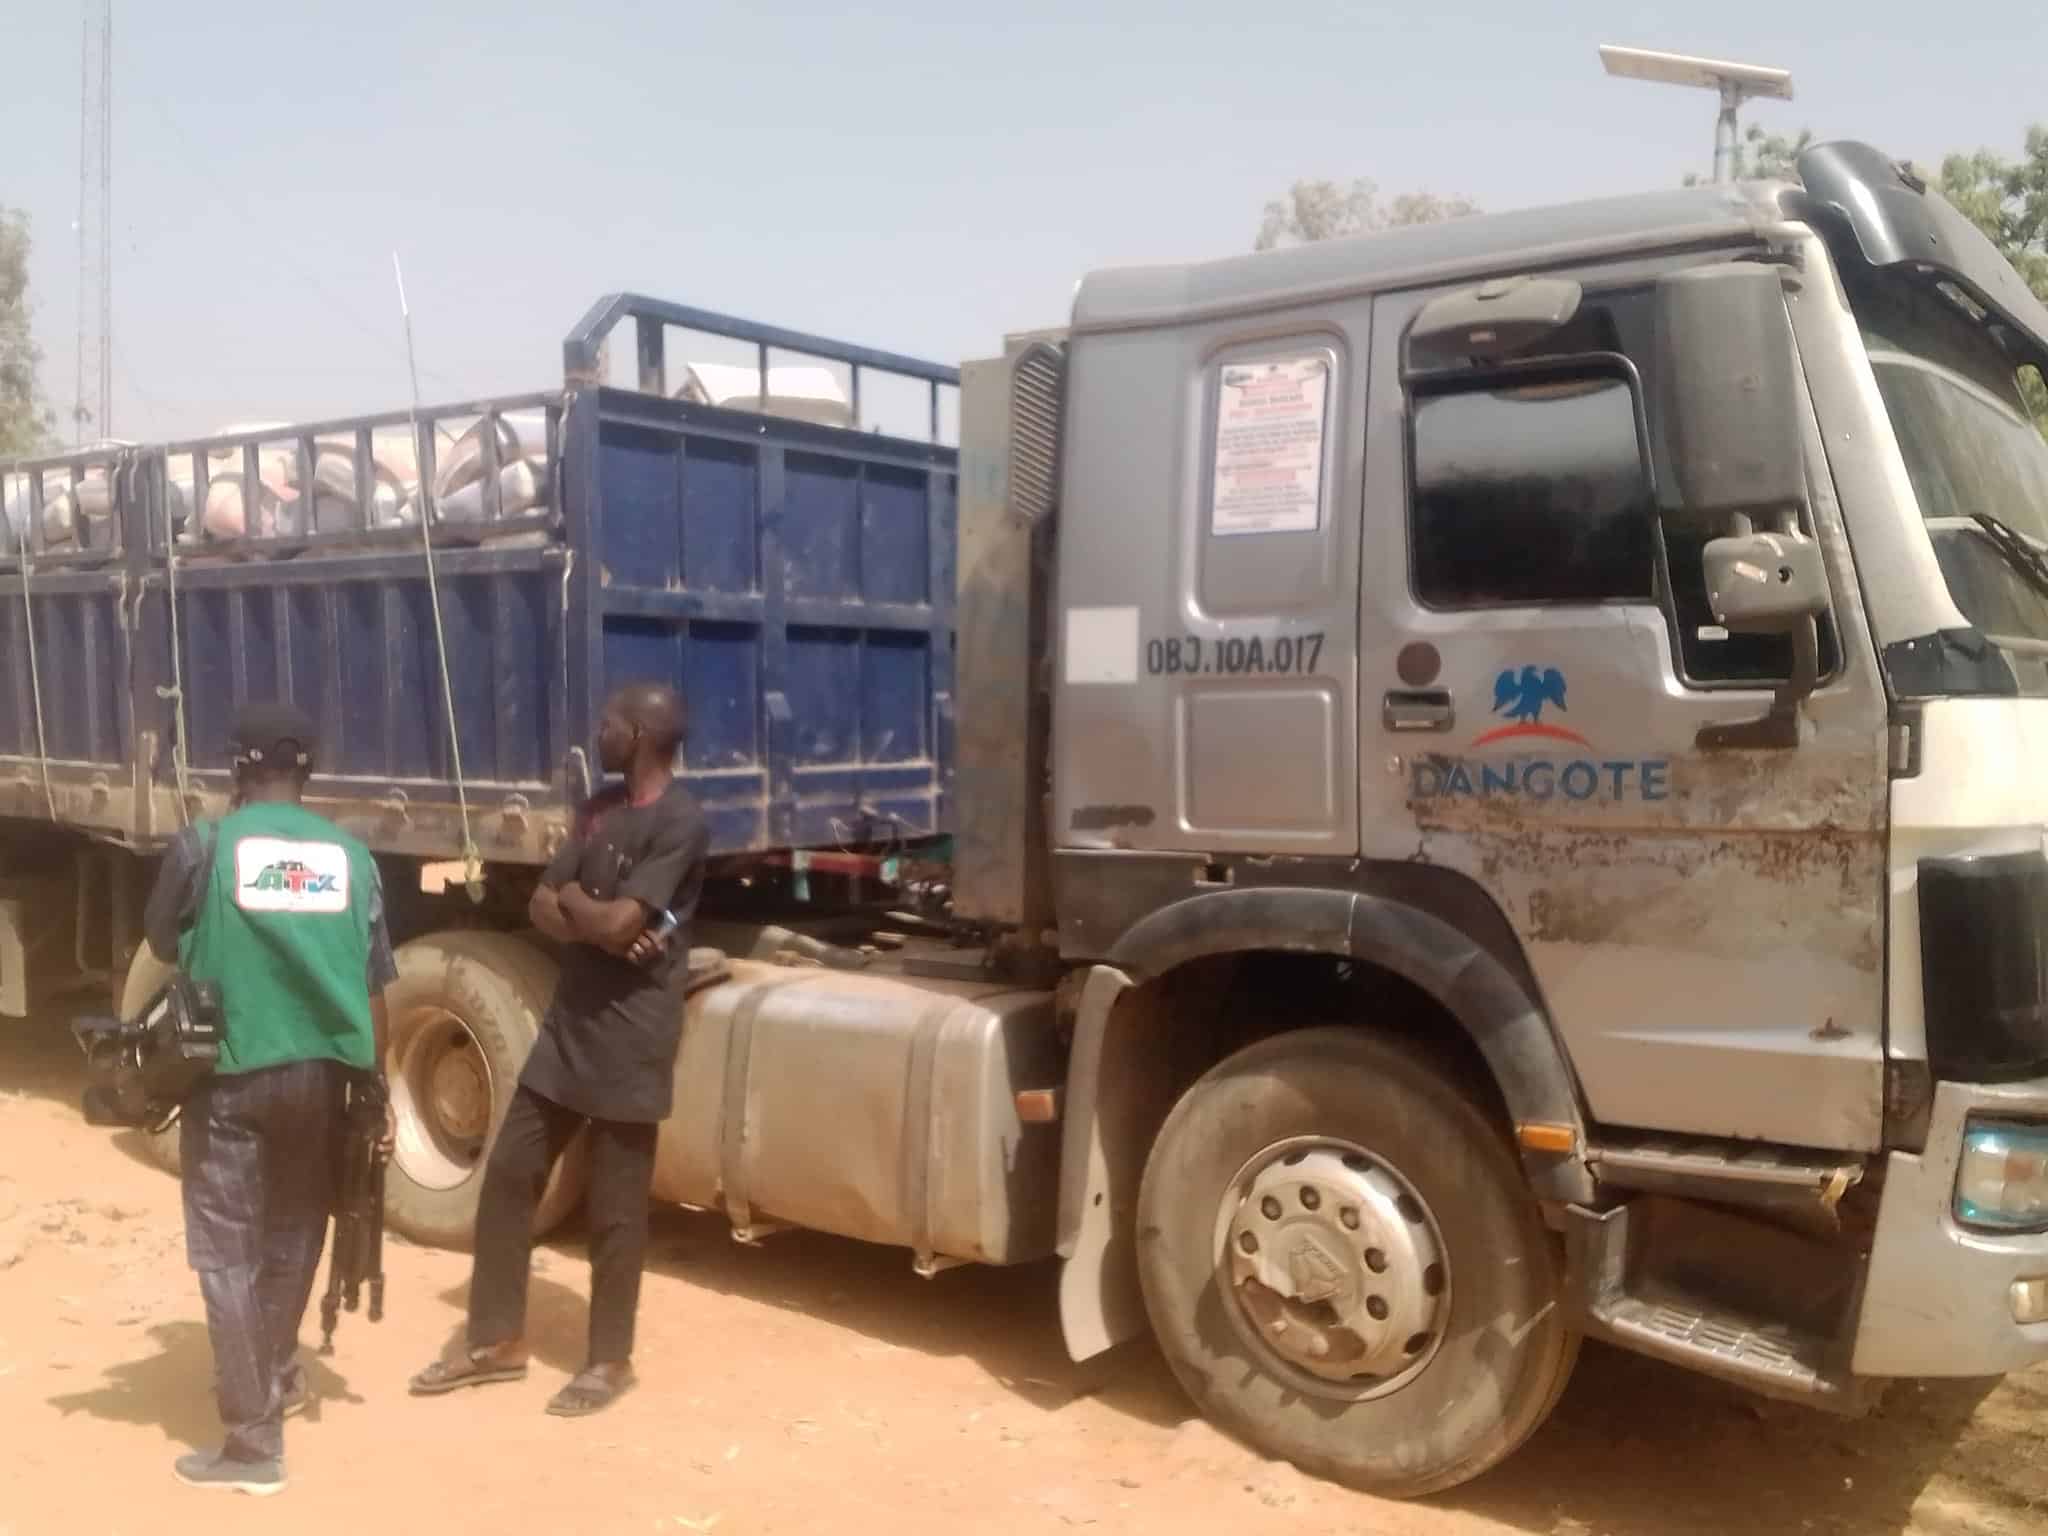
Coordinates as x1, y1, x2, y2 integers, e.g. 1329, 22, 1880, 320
142, 700, 397, 1497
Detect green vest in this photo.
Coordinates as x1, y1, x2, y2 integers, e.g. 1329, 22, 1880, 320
179, 802, 379, 1075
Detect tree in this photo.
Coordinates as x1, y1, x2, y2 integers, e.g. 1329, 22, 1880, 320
1937, 126, 2048, 428
1, 209, 55, 459
1938, 127, 2048, 302
1682, 124, 1814, 187
1255, 179, 1478, 251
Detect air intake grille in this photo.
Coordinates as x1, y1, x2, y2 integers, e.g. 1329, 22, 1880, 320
1007, 342, 1066, 527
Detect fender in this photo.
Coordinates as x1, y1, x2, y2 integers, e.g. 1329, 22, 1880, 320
1055, 883, 1594, 1362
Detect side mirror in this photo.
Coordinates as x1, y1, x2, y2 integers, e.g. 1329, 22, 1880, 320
1658, 264, 1826, 753
1703, 530, 1828, 633
1654, 263, 1804, 522
1694, 529, 1828, 753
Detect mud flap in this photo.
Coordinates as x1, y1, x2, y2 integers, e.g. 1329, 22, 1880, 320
1057, 964, 1148, 1362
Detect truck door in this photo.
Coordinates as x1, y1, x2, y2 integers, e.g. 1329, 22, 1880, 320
1054, 318, 1364, 859
1356, 270, 1891, 1151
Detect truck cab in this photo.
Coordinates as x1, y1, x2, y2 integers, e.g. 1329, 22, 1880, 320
964, 138, 2048, 1493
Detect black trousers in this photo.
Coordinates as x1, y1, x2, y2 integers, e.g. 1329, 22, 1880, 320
180, 1060, 340, 1464
468, 1084, 657, 1366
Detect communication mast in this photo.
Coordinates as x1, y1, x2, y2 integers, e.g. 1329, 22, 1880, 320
75, 0, 112, 446
1597, 45, 1795, 185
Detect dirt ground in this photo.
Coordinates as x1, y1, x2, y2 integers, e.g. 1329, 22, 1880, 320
4, 1019, 2048, 1536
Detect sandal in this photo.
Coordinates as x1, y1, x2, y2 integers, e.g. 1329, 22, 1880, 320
409, 1349, 529, 1396
546, 1366, 635, 1417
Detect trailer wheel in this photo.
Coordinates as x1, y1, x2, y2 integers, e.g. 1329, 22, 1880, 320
117, 944, 185, 1176
1136, 1026, 1577, 1498
383, 930, 588, 1250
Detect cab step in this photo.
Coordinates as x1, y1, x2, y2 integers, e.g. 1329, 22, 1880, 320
1586, 1135, 1869, 1240
1589, 1135, 1862, 1206
1597, 1291, 1840, 1399
1566, 1202, 1879, 1414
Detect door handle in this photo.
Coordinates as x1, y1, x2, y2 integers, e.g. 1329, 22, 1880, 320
1383, 689, 1455, 733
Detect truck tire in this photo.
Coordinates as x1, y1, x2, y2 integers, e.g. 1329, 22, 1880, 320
1136, 1026, 1578, 1497
384, 930, 588, 1250
117, 943, 184, 1176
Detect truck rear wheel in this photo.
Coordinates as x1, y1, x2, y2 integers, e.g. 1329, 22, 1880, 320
1136, 1026, 1577, 1497
384, 930, 588, 1250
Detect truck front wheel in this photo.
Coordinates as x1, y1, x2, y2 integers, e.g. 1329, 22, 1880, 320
1136, 1026, 1577, 1497
383, 930, 588, 1250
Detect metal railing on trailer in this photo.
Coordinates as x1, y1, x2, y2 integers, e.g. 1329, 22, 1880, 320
0, 443, 139, 836
0, 294, 962, 872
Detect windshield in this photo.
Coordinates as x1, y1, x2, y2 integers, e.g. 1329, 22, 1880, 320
1855, 273, 2048, 647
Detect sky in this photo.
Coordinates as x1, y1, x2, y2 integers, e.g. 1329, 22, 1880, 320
2, 0, 2044, 443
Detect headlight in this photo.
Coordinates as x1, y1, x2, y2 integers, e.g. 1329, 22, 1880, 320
1956, 1121, 2048, 1231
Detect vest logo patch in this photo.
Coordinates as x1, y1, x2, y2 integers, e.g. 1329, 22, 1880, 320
234, 837, 350, 915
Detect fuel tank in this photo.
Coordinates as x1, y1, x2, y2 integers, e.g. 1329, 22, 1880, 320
655, 958, 1064, 1269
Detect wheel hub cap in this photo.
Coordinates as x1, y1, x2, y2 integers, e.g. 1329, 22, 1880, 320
430, 1042, 490, 1144
1223, 1143, 1448, 1392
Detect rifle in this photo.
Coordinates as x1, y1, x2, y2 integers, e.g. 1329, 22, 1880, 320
319, 1071, 388, 1354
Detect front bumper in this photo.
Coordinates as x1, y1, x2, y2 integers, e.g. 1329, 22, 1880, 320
1854, 1075, 2048, 1376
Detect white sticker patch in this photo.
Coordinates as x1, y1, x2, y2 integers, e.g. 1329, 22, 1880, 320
233, 836, 351, 915
1065, 606, 1140, 686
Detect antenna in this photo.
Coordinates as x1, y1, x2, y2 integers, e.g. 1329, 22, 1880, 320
1598, 45, 1794, 185
75, 0, 112, 445
392, 253, 484, 905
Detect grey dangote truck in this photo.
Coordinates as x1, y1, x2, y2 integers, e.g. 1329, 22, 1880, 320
8, 138, 2048, 1496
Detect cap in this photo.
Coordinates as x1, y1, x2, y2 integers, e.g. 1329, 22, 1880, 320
231, 700, 318, 773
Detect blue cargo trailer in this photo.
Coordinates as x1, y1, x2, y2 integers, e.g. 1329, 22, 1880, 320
1, 293, 968, 1255
0, 295, 958, 884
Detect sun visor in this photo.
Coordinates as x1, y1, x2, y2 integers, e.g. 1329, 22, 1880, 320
1796, 139, 2048, 368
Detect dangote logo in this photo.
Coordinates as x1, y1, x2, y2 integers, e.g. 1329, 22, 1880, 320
244, 859, 339, 897
1412, 665, 1671, 804
1481, 666, 1574, 743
